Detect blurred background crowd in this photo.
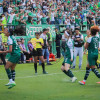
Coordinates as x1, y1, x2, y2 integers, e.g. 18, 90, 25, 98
0, 0, 100, 28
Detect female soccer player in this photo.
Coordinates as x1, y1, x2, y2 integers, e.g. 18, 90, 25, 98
79, 25, 100, 85
0, 28, 21, 89
31, 32, 48, 75
61, 32, 77, 82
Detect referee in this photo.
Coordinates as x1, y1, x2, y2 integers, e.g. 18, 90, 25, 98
0, 33, 6, 66
31, 32, 48, 74
72, 28, 84, 69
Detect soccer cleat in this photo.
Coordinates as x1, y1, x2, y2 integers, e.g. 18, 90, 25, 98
71, 77, 77, 82
47, 63, 52, 65
35, 72, 38, 75
79, 81, 85, 85
43, 71, 48, 74
8, 82, 16, 89
5, 82, 12, 86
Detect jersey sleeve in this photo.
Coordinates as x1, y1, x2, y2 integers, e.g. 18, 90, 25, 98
7, 36, 13, 45
87, 37, 92, 43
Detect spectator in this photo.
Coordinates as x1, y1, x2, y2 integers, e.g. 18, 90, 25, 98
72, 28, 84, 69
1, 14, 7, 27
20, 38, 31, 63
40, 28, 52, 65
0, 0, 3, 14
46, 28, 52, 53
55, 28, 62, 58
0, 33, 6, 66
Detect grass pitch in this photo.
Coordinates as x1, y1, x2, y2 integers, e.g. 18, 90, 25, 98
0, 55, 100, 100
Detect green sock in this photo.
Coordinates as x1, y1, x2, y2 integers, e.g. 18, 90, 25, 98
84, 67, 90, 80
67, 69, 74, 78
92, 68, 100, 78
5, 69, 12, 79
63, 70, 74, 78
11, 70, 16, 81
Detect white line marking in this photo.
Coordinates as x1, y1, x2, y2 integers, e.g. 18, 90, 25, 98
0, 70, 85, 80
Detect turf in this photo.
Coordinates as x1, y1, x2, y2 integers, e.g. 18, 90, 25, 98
0, 55, 100, 100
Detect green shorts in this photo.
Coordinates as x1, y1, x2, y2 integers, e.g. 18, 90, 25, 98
88, 53, 98, 66
8, 53, 21, 64
62, 56, 73, 65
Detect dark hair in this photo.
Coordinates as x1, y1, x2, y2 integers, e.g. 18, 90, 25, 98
75, 27, 80, 30
90, 26, 99, 35
35, 32, 40, 35
20, 37, 24, 40
43, 28, 47, 32
9, 28, 14, 36
17, 39, 21, 42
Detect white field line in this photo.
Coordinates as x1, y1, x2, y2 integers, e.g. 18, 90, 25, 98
0, 70, 85, 80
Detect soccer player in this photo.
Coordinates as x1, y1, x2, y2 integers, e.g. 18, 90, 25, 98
61, 32, 77, 82
79, 25, 100, 85
0, 28, 21, 89
31, 32, 48, 75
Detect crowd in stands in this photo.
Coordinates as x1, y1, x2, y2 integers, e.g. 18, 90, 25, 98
0, 0, 100, 29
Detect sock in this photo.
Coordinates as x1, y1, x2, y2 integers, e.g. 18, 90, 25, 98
84, 67, 90, 81
63, 70, 74, 78
5, 69, 12, 80
92, 68, 100, 78
11, 70, 16, 81
83, 80, 86, 82
34, 63, 37, 73
42, 63, 45, 72
9, 79, 13, 82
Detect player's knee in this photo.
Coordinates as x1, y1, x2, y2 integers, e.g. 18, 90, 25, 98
5, 65, 9, 69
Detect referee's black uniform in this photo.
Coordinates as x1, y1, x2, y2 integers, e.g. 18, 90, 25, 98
0, 35, 6, 66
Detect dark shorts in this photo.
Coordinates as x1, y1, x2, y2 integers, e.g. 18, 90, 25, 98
88, 53, 98, 66
62, 55, 73, 66
32, 48, 42, 56
8, 53, 21, 64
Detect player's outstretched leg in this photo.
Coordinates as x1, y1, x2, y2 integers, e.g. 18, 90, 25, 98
61, 63, 77, 82
92, 68, 100, 78
79, 67, 90, 85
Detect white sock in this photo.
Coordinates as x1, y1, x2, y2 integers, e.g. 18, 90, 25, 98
9, 79, 13, 82
83, 80, 86, 82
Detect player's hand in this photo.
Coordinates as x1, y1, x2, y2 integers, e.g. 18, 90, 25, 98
70, 59, 73, 62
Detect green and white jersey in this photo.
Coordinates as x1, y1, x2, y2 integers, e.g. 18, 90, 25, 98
65, 38, 73, 59
87, 36, 99, 54
7, 35, 20, 55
